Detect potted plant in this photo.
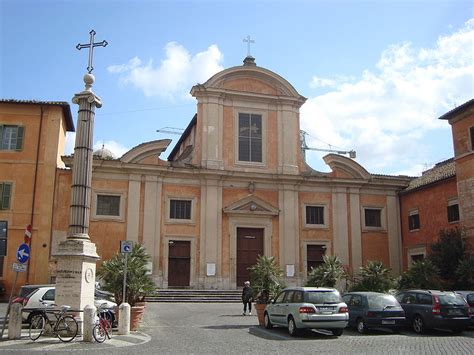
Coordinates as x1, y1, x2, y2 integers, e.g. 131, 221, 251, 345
249, 255, 285, 326
97, 244, 156, 330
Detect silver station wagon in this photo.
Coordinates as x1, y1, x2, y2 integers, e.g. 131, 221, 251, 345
264, 287, 349, 336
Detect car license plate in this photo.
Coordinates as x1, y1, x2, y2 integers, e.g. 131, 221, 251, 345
382, 320, 395, 325
448, 309, 462, 316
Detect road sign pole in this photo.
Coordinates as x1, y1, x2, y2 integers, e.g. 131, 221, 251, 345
122, 253, 128, 304
0, 271, 19, 338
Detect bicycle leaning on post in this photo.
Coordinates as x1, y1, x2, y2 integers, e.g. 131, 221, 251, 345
29, 303, 79, 342
92, 302, 113, 343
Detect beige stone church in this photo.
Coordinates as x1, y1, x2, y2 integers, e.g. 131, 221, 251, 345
1, 56, 413, 291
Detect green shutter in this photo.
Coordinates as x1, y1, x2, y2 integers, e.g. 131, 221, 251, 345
0, 125, 3, 148
0, 183, 11, 210
15, 126, 24, 151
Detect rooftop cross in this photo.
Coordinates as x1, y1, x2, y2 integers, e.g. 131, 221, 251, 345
76, 30, 108, 74
243, 35, 255, 57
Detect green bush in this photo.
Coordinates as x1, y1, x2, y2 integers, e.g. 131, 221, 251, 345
397, 259, 440, 290
249, 255, 285, 304
351, 260, 394, 292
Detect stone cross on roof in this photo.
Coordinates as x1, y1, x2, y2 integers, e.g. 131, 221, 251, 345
243, 35, 255, 57
76, 30, 108, 74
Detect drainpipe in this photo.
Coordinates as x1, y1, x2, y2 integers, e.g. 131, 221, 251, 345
26, 106, 43, 284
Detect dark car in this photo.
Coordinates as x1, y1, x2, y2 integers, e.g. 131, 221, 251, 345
455, 291, 474, 327
342, 292, 405, 333
395, 290, 470, 334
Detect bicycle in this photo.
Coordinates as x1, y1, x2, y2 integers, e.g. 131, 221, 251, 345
92, 302, 113, 343
29, 304, 78, 342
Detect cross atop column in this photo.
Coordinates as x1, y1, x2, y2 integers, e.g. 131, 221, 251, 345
243, 35, 255, 57
76, 30, 108, 74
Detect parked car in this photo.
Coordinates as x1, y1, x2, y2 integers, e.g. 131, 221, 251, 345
20, 285, 116, 324
12, 284, 52, 305
455, 291, 474, 328
395, 290, 470, 334
342, 292, 405, 334
264, 287, 349, 336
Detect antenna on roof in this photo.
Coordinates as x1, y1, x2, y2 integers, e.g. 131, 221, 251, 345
300, 130, 356, 161
156, 127, 184, 135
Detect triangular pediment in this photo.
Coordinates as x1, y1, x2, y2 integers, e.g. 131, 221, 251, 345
223, 195, 279, 216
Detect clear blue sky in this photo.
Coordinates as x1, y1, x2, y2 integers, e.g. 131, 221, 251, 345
1, 0, 473, 175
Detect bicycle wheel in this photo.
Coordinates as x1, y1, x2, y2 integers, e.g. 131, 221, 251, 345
93, 324, 107, 343
29, 314, 46, 341
56, 315, 78, 342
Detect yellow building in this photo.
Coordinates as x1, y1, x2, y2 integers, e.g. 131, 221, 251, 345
0, 99, 74, 292
2, 58, 413, 292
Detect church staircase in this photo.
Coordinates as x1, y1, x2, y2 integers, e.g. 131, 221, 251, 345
146, 289, 242, 303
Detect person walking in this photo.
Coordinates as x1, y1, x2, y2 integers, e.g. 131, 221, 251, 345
242, 281, 253, 315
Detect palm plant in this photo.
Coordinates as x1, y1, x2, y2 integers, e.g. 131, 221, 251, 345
249, 255, 285, 304
97, 244, 156, 306
351, 260, 394, 292
306, 255, 345, 288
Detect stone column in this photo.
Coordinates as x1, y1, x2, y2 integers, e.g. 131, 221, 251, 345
54, 74, 100, 326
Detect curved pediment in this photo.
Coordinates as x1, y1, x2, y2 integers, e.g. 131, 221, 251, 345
191, 63, 306, 104
223, 194, 280, 216
120, 139, 172, 164
323, 154, 371, 180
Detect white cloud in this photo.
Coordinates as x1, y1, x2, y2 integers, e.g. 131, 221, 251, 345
108, 42, 224, 100
302, 19, 474, 174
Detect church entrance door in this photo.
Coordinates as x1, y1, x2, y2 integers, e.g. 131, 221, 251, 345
168, 241, 191, 287
236, 228, 264, 287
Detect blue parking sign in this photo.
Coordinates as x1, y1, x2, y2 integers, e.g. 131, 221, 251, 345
17, 243, 30, 264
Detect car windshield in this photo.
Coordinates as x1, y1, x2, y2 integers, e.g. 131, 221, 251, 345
305, 291, 341, 304
439, 293, 466, 306
367, 294, 400, 309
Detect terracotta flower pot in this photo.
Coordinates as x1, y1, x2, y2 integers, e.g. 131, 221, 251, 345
130, 304, 146, 331
254, 303, 266, 326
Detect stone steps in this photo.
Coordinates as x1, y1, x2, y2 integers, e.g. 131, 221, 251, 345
146, 289, 242, 303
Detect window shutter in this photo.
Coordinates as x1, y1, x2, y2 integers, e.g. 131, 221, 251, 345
0, 125, 3, 148
15, 126, 24, 151
0, 184, 3, 209
1, 183, 11, 210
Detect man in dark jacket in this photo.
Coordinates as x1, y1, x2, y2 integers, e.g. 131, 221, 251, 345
242, 281, 253, 315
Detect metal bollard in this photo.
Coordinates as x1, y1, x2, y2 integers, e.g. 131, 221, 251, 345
83, 304, 96, 342
118, 303, 130, 335
8, 303, 22, 339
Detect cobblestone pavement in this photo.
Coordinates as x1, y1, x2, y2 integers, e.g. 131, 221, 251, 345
0, 302, 472, 354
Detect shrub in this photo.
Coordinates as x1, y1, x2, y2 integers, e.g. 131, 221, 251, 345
249, 255, 285, 304
397, 259, 440, 290
351, 260, 394, 292
306, 255, 345, 288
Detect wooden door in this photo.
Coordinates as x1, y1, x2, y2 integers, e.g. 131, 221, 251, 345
168, 241, 191, 287
307, 245, 325, 274
236, 228, 264, 287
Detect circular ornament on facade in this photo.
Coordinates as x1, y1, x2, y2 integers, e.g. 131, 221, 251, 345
85, 268, 94, 283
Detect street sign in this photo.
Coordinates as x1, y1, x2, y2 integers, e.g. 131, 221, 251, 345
24, 224, 32, 243
120, 240, 133, 254
16, 243, 30, 264
12, 262, 27, 272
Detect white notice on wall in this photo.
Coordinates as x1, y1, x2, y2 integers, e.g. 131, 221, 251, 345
207, 263, 216, 276
286, 264, 295, 277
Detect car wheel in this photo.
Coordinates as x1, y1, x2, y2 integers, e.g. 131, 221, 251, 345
264, 312, 273, 329
288, 316, 299, 336
332, 328, 343, 336
356, 318, 366, 334
412, 315, 425, 334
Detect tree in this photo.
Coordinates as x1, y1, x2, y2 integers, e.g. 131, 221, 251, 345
455, 256, 474, 290
249, 255, 285, 304
351, 260, 394, 292
397, 259, 441, 290
97, 244, 156, 306
306, 255, 345, 288
429, 228, 467, 289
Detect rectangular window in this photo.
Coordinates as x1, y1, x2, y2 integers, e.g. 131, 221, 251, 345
306, 206, 325, 225
0, 183, 12, 210
170, 199, 192, 220
96, 195, 121, 216
411, 254, 424, 263
447, 201, 460, 223
470, 126, 474, 151
238, 113, 262, 162
364, 208, 382, 227
408, 210, 420, 231
0, 125, 24, 151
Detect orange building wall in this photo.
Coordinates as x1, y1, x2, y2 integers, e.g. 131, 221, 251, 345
400, 178, 459, 270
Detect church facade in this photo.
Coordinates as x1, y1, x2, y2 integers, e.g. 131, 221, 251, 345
50, 56, 411, 289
